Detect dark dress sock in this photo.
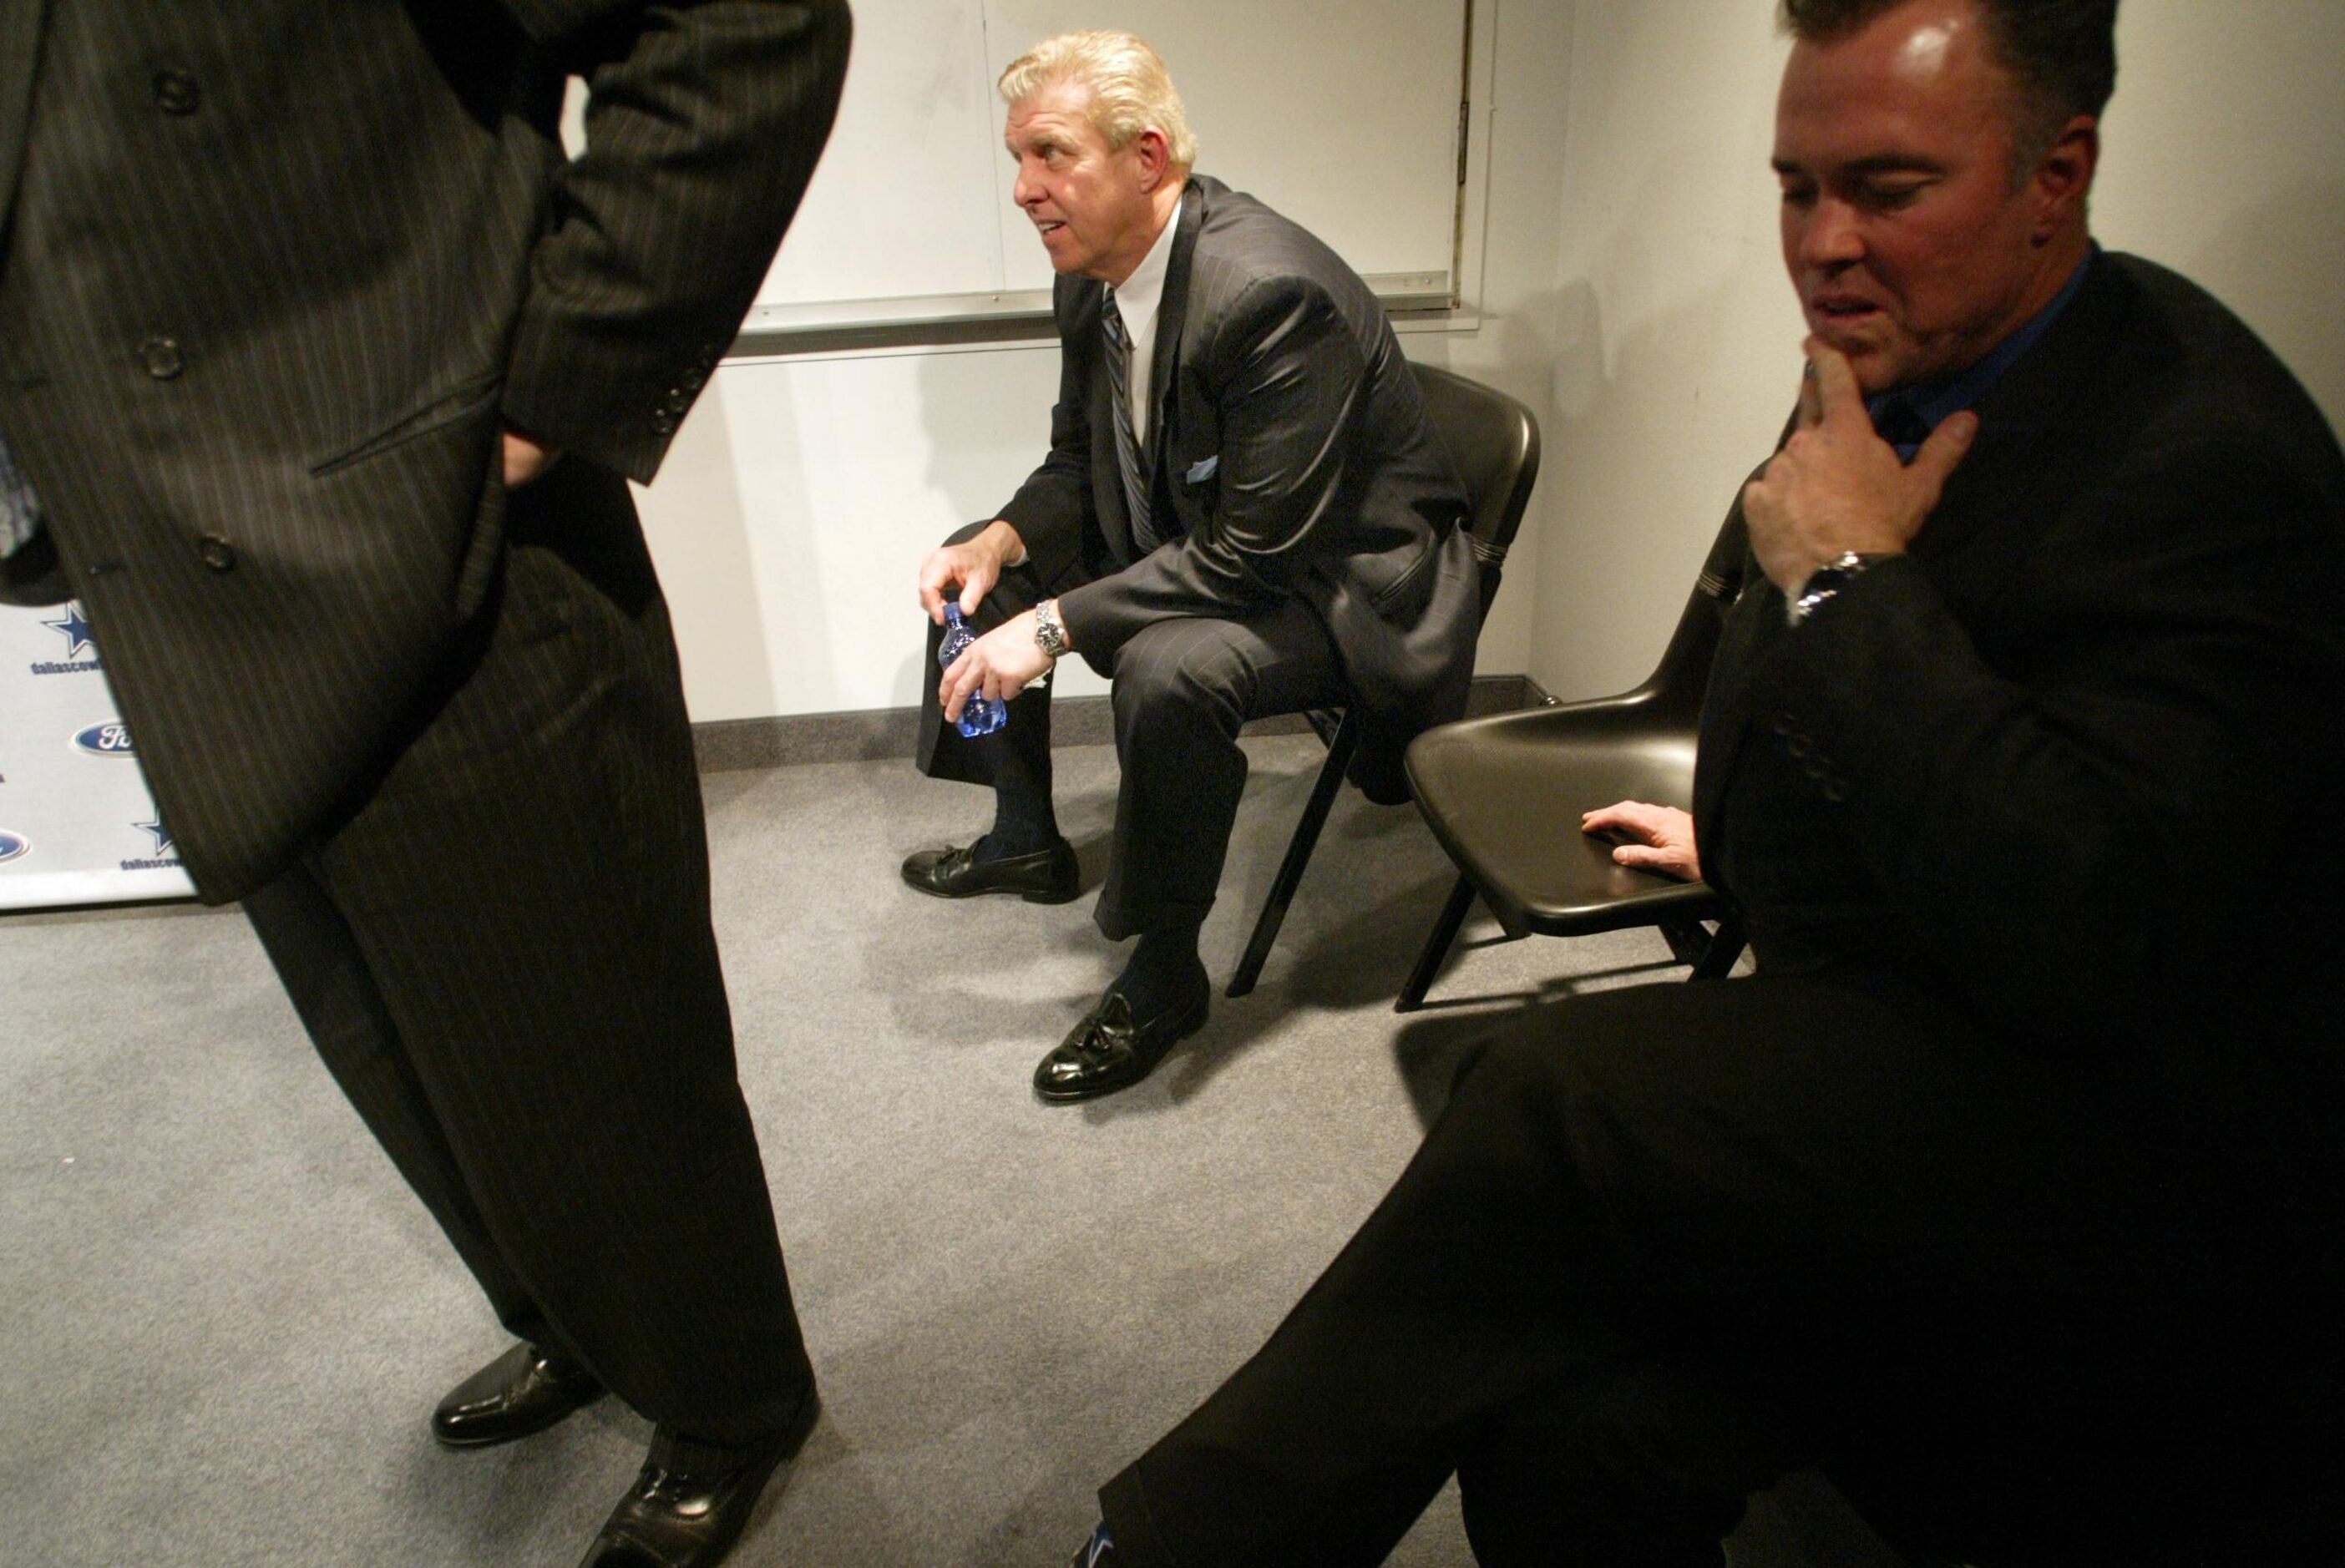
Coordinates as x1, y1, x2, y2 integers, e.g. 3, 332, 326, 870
980, 731, 1061, 859
1111, 922, 1208, 1022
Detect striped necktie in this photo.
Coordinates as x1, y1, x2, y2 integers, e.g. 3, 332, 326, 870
0, 424, 41, 558
1101, 287, 1157, 554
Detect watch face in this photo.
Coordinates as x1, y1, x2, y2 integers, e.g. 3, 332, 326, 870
1035, 605, 1067, 657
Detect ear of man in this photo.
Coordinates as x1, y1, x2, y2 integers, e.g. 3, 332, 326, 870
2025, 114, 2100, 242
1131, 125, 1171, 191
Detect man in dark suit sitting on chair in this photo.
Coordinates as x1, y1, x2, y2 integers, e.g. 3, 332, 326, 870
903, 31, 1482, 1104
1069, 1, 2345, 1562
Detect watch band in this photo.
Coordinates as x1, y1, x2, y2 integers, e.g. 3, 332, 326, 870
1786, 551, 1887, 627
1034, 598, 1070, 659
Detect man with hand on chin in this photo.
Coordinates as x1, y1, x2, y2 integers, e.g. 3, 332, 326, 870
1070, 2, 2345, 1562
903, 31, 1479, 1104
1580, 335, 1979, 875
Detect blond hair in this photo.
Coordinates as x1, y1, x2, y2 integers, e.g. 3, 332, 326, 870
998, 30, 1198, 172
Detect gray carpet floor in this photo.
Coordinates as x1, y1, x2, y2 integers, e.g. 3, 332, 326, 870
1, 734, 1897, 1566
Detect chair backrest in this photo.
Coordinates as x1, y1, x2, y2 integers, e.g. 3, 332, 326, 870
1613, 503, 1749, 728
1411, 363, 1541, 614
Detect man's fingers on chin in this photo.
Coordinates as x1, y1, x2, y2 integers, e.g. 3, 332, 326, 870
1806, 343, 1864, 417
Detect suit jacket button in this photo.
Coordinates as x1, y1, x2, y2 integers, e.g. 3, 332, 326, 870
154, 70, 201, 115
196, 534, 236, 571
652, 412, 677, 435
140, 336, 185, 379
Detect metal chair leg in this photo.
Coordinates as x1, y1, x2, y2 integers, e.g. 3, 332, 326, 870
1228, 711, 1361, 998
1659, 917, 1709, 969
1395, 873, 1477, 1012
1659, 910, 1748, 980
1690, 913, 1746, 979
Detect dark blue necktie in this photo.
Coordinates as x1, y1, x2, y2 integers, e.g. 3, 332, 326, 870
1871, 397, 1932, 459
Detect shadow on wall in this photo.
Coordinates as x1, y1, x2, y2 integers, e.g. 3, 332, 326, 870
905, 348, 1008, 714
911, 335, 1109, 707
1532, 262, 1787, 707
633, 370, 791, 722
1404, 318, 1562, 683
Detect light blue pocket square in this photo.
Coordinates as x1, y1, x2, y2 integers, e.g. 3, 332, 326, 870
1183, 455, 1218, 485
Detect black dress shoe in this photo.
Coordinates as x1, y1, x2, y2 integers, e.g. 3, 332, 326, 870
1033, 981, 1209, 1102
901, 837, 1080, 903
432, 1342, 604, 1449
578, 1391, 821, 1568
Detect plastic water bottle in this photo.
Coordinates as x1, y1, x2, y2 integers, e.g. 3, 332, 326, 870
940, 604, 1008, 737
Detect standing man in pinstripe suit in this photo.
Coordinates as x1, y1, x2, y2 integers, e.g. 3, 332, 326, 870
0, 3, 849, 1562
906, 33, 1481, 1102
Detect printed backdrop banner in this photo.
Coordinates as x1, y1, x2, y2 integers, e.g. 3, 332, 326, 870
0, 600, 195, 908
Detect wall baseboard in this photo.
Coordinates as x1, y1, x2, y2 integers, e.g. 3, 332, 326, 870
691, 673, 1549, 772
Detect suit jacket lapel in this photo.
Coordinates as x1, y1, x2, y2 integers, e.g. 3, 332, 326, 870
0, 0, 50, 242
1693, 489, 1770, 847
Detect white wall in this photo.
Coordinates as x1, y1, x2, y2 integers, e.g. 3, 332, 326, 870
1528, 0, 2345, 703
636, 0, 2344, 728
633, 0, 1583, 725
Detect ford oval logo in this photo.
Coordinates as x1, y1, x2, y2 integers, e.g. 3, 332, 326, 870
72, 721, 136, 756
0, 830, 28, 863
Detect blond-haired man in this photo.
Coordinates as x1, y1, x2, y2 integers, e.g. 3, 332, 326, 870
903, 32, 1481, 1101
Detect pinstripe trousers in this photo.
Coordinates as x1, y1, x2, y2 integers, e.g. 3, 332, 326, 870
241, 460, 812, 1454
916, 522, 1348, 941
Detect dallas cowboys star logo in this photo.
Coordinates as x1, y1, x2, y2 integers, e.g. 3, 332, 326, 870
136, 819, 175, 856
42, 600, 94, 660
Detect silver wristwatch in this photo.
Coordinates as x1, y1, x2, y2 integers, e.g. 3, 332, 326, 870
1785, 551, 1888, 627
1034, 598, 1070, 659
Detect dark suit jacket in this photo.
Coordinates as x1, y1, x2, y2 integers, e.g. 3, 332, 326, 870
0, 0, 849, 900
997, 175, 1481, 787
1696, 250, 2345, 1060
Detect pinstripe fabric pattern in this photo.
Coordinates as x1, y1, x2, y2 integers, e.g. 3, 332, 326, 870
1101, 289, 1157, 552
1091, 605, 1345, 937
0, 424, 36, 554
0, 0, 850, 901
995, 177, 1481, 788
1, 0, 850, 1459
924, 177, 1480, 936
917, 551, 1346, 938
244, 462, 813, 1447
